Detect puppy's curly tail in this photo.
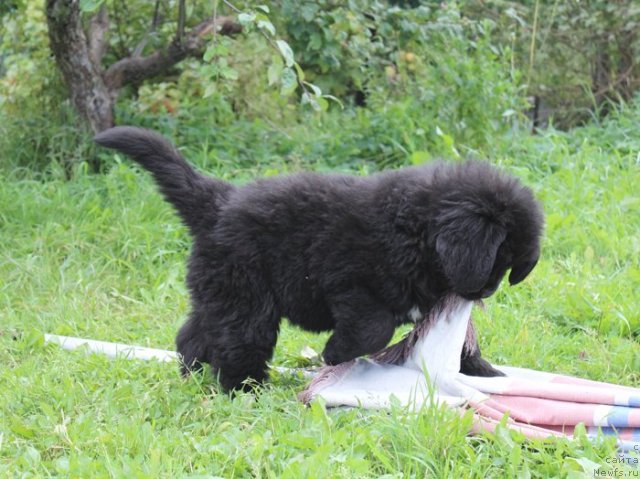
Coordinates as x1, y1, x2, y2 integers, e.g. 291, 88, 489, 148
95, 126, 233, 235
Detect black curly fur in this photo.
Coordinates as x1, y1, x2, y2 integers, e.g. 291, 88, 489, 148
94, 126, 543, 392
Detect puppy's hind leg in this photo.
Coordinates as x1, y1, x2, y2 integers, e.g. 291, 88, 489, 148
210, 318, 278, 391
176, 311, 209, 376
208, 309, 282, 392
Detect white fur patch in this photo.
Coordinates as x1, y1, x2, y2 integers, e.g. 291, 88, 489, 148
408, 306, 423, 323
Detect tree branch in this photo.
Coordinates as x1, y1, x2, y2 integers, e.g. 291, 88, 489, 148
88, 4, 109, 65
132, 0, 163, 57
176, 0, 186, 43
103, 15, 241, 91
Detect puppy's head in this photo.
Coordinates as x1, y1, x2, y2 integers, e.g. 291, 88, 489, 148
429, 162, 543, 300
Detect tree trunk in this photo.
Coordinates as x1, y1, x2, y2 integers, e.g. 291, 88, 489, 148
46, 0, 114, 138
45, 0, 241, 171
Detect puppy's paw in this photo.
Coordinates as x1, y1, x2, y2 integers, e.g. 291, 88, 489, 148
215, 366, 269, 394
322, 341, 356, 366
179, 358, 204, 377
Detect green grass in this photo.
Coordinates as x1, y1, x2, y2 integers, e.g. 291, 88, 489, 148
2, 108, 640, 477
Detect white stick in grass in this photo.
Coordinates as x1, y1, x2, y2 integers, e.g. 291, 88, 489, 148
44, 334, 178, 362
43, 334, 313, 378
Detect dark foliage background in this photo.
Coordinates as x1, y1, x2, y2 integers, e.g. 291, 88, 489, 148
1, 0, 638, 174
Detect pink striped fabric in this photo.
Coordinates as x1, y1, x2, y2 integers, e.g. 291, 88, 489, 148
460, 366, 640, 445
300, 363, 640, 448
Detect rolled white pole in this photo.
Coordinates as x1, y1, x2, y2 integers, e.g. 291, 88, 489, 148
44, 333, 314, 378
44, 333, 178, 362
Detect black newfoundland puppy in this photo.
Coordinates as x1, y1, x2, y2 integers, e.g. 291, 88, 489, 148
95, 127, 543, 392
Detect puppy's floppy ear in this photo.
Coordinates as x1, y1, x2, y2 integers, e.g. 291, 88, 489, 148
509, 255, 539, 285
435, 215, 506, 294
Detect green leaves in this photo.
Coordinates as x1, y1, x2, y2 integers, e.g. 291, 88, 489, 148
410, 151, 430, 165
276, 40, 295, 68
199, 4, 334, 110
237, 12, 256, 25
280, 67, 297, 96
300, 83, 342, 112
79, 0, 104, 13
201, 37, 238, 96
257, 19, 275, 36
301, 92, 325, 111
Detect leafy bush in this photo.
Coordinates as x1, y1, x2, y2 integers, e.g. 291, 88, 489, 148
0, 1, 84, 174
3, 0, 639, 175
461, 0, 640, 127
1, 0, 527, 175
9, 0, 637, 175
365, 15, 525, 162
119, 2, 525, 168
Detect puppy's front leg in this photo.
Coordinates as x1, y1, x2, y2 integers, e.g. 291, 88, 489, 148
459, 351, 505, 377
459, 318, 505, 377
323, 290, 396, 365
